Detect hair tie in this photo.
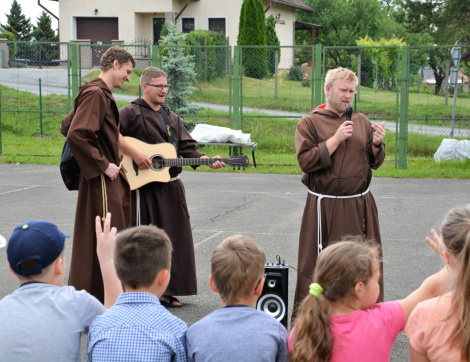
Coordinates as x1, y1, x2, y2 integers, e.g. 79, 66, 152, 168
309, 282, 324, 297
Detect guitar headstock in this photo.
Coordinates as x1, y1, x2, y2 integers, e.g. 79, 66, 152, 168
227, 155, 249, 170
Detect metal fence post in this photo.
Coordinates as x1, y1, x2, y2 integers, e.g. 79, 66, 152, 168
71, 43, 79, 101
398, 46, 410, 169
232, 46, 241, 131
39, 78, 43, 137
313, 44, 322, 107
151, 45, 159, 67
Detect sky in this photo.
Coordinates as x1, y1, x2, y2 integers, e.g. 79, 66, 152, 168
0, 0, 59, 29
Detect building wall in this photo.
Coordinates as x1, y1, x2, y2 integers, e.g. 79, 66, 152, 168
57, 0, 300, 68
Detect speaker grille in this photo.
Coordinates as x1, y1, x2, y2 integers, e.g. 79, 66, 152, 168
256, 294, 286, 322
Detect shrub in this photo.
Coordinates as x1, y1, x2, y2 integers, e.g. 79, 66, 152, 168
301, 73, 312, 87
266, 15, 280, 76
287, 66, 304, 81
238, 0, 268, 79
186, 30, 228, 82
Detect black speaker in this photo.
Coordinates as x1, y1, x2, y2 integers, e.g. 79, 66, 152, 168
255, 263, 289, 328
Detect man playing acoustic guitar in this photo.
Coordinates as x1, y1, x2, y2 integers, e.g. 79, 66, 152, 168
119, 67, 225, 308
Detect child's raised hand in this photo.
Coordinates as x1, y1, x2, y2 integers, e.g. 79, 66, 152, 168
425, 228, 445, 260
95, 212, 117, 264
95, 212, 122, 308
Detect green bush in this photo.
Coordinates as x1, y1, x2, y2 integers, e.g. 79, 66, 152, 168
186, 30, 228, 82
301, 73, 312, 87
287, 66, 304, 81
266, 15, 280, 76
238, 0, 268, 79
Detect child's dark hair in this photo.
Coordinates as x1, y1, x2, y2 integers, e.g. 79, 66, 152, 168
441, 204, 470, 360
114, 225, 172, 289
291, 237, 381, 361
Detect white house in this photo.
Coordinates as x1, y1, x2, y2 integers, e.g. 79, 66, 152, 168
44, 0, 316, 68
49, 0, 313, 46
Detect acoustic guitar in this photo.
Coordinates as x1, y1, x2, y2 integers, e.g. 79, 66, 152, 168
121, 136, 249, 190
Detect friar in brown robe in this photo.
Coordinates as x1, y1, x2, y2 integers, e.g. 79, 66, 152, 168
293, 67, 387, 318
64, 47, 135, 302
119, 66, 225, 307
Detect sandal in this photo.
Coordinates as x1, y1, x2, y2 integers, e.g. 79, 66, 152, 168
160, 295, 182, 308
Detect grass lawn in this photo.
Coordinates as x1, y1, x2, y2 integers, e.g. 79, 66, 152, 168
0, 75, 469, 179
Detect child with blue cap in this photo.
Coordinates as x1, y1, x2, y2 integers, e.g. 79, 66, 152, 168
0, 213, 121, 362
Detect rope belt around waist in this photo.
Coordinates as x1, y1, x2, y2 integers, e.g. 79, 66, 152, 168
308, 187, 370, 255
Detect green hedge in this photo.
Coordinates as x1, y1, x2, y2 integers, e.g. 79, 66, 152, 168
186, 30, 228, 82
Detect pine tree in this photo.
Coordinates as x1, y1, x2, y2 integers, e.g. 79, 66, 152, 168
266, 15, 280, 76
237, 0, 268, 79
32, 11, 57, 41
0, 0, 32, 41
236, 0, 246, 46
160, 21, 201, 123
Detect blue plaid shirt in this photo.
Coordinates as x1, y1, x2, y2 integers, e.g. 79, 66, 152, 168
87, 292, 187, 361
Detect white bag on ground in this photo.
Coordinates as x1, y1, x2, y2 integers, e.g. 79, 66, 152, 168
434, 138, 470, 162
190, 124, 251, 144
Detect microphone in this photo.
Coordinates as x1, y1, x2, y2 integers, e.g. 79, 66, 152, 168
345, 106, 352, 143
345, 106, 352, 121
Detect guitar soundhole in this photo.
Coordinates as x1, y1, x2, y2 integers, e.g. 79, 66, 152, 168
150, 155, 164, 171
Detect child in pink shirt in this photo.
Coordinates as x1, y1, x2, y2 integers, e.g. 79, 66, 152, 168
289, 237, 448, 362
406, 204, 470, 361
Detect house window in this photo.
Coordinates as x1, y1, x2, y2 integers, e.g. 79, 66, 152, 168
182, 18, 194, 33
208, 18, 226, 34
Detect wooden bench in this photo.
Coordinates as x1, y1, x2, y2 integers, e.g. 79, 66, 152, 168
198, 141, 258, 168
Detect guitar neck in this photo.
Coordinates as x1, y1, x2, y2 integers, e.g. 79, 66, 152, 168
164, 158, 232, 167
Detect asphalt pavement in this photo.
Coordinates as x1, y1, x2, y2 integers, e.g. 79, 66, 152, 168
1, 165, 469, 361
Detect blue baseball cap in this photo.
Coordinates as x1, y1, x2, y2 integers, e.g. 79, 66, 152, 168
7, 221, 70, 276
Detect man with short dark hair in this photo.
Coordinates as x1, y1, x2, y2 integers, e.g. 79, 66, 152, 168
119, 66, 225, 307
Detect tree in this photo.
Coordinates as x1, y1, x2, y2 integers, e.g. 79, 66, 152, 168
237, 0, 268, 79
0, 0, 32, 41
298, 0, 384, 47
237, 0, 247, 46
403, 0, 470, 45
356, 35, 407, 90
296, 0, 408, 67
160, 21, 201, 120
266, 15, 280, 76
32, 11, 57, 41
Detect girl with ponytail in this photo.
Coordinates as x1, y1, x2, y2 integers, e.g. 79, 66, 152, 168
289, 237, 448, 362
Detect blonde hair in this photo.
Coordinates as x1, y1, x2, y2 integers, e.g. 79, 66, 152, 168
211, 235, 266, 305
291, 237, 380, 361
324, 67, 358, 93
441, 204, 470, 360
140, 67, 167, 85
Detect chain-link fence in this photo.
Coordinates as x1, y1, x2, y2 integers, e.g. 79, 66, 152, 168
0, 41, 469, 166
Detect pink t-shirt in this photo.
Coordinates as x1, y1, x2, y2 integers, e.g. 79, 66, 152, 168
405, 293, 462, 362
289, 302, 404, 362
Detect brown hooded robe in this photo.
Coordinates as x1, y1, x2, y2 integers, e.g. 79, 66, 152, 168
65, 78, 131, 302
293, 107, 385, 316
119, 98, 202, 296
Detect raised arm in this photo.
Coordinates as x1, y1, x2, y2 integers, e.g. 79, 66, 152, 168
95, 213, 122, 309
397, 231, 449, 322
397, 267, 448, 323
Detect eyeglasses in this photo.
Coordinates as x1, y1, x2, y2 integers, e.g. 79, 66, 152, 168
254, 273, 266, 291
145, 83, 170, 91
